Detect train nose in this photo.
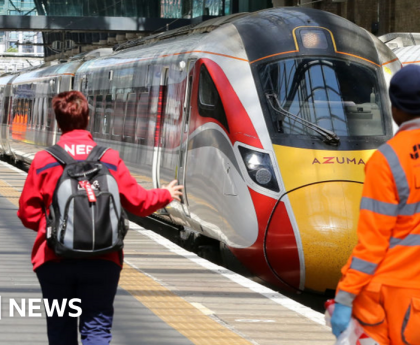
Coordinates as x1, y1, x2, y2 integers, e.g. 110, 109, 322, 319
265, 181, 362, 293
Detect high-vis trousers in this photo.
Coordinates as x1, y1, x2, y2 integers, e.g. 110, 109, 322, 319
352, 283, 420, 345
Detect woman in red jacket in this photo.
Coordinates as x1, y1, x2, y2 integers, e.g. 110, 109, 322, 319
18, 91, 183, 345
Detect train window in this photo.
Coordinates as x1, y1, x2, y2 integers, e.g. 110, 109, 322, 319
37, 98, 42, 127
32, 98, 39, 127
184, 75, 193, 131
136, 91, 150, 142
103, 94, 113, 135
7, 97, 14, 125
46, 97, 54, 129
198, 64, 229, 132
14, 99, 20, 118
0, 96, 6, 125
112, 93, 125, 136
0, 93, 4, 125
49, 79, 56, 94
80, 75, 88, 92
259, 58, 386, 138
57, 77, 61, 94
27, 99, 33, 126
93, 95, 103, 133
23, 100, 29, 126
87, 95, 95, 131
146, 65, 152, 87
124, 93, 136, 139
42, 97, 48, 129
37, 97, 43, 127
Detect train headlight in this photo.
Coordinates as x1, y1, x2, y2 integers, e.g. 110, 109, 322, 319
239, 146, 279, 192
300, 29, 328, 49
256, 168, 272, 185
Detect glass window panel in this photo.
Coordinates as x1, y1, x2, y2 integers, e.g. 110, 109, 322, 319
103, 94, 113, 134
87, 95, 95, 131
124, 93, 136, 138
259, 57, 385, 137
112, 93, 125, 136
32, 97, 38, 127
136, 91, 150, 141
40, 97, 47, 128
93, 95, 103, 133
194, 0, 205, 17
27, 99, 32, 126
45, 97, 53, 129
198, 64, 229, 131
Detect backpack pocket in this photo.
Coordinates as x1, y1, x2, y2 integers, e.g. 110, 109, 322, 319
45, 205, 57, 248
402, 298, 420, 345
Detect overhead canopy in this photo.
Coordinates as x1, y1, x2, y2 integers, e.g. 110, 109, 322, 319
2, 0, 271, 60
33, 0, 161, 17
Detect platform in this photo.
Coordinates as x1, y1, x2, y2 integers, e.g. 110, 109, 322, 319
0, 159, 335, 345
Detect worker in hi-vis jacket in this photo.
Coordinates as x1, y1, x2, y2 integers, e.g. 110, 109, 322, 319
331, 64, 420, 344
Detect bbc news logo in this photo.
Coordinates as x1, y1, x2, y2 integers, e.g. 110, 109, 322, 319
0, 296, 82, 318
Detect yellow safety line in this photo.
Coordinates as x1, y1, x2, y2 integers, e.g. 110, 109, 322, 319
119, 265, 252, 345
0, 180, 20, 207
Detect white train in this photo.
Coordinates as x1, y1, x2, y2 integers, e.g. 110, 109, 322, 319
0, 7, 400, 293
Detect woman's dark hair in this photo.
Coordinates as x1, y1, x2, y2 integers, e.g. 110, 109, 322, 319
52, 91, 89, 133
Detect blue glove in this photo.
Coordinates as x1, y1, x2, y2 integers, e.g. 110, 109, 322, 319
331, 303, 352, 338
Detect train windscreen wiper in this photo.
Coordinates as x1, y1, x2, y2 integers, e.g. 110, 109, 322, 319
265, 93, 340, 145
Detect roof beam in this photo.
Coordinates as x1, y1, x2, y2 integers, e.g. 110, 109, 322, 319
0, 15, 192, 33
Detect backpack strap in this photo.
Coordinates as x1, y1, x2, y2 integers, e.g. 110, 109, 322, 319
45, 144, 76, 165
87, 145, 109, 162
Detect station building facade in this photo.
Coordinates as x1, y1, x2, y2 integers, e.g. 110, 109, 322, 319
0, 0, 43, 73
0, 0, 419, 64
274, 0, 420, 35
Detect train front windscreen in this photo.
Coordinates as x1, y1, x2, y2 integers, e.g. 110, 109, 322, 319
258, 58, 389, 144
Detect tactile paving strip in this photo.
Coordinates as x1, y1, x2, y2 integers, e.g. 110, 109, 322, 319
119, 265, 253, 345
0, 179, 21, 207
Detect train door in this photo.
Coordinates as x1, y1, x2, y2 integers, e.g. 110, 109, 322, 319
51, 77, 61, 145
152, 67, 169, 189
177, 59, 196, 217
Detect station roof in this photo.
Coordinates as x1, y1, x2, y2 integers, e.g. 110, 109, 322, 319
3, 0, 221, 61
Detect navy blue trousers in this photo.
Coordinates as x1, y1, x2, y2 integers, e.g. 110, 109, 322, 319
36, 259, 121, 345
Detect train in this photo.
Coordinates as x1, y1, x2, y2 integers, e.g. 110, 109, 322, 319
379, 32, 420, 68
0, 7, 401, 294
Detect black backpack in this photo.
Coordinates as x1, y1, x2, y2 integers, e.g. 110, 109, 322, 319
44, 144, 129, 258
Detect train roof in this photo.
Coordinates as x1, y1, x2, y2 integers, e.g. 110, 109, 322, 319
0, 73, 18, 86
232, 7, 380, 65
392, 45, 420, 65
12, 60, 82, 84
114, 7, 383, 67
378, 32, 420, 49
114, 12, 250, 51
69, 48, 114, 61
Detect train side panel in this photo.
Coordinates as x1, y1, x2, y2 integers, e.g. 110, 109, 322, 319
7, 62, 81, 163
0, 74, 18, 156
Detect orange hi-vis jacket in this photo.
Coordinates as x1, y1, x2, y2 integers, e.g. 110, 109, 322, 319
336, 118, 420, 307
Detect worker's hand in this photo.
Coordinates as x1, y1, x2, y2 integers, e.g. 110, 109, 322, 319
331, 302, 352, 338
162, 180, 184, 202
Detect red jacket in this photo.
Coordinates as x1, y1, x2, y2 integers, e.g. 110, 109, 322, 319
18, 130, 172, 270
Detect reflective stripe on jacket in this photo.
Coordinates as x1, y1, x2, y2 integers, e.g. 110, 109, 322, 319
336, 118, 420, 306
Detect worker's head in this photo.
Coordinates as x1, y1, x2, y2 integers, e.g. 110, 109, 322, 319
389, 64, 420, 126
52, 91, 89, 133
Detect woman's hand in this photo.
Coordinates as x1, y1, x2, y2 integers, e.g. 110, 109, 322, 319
162, 180, 184, 202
